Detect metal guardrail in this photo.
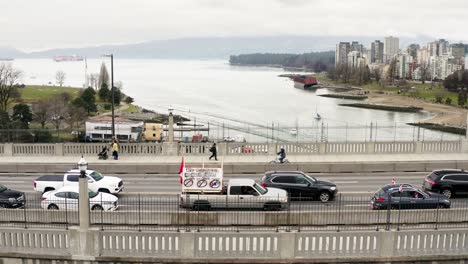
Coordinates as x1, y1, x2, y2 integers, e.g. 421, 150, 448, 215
2, 195, 468, 232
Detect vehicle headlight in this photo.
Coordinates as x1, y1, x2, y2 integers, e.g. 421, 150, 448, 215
330, 187, 336, 191
8, 198, 16, 203
444, 200, 450, 203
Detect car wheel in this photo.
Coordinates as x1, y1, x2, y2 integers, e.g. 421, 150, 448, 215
0, 203, 7, 208
318, 191, 331, 202
92, 204, 104, 211
441, 189, 452, 198
48, 204, 59, 210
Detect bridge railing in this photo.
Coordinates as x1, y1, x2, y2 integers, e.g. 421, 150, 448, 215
0, 140, 465, 156
2, 227, 468, 262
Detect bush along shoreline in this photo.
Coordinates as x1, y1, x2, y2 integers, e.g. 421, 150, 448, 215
339, 103, 423, 112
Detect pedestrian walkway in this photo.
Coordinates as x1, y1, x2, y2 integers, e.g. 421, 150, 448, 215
0, 153, 467, 165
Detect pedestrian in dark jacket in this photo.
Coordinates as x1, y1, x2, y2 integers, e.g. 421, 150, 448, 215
209, 143, 218, 161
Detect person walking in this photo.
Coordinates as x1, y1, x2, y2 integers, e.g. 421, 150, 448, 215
110, 138, 119, 160
209, 143, 218, 161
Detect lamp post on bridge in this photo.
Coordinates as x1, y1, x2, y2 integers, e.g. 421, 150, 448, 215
102, 54, 115, 138
78, 156, 89, 230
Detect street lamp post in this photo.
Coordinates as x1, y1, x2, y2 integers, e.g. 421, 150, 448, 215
78, 156, 89, 230
102, 54, 115, 138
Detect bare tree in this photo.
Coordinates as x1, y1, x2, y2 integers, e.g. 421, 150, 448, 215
65, 105, 87, 131
32, 100, 50, 128
0, 63, 22, 112
49, 94, 68, 138
372, 68, 381, 82
98, 63, 110, 90
55, 70, 66, 86
419, 62, 430, 84
386, 59, 397, 85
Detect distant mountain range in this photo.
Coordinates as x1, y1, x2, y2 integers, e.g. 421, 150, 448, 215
0, 35, 438, 60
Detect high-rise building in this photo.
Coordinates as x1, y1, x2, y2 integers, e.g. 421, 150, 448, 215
384, 36, 399, 63
407, 44, 420, 60
335, 42, 350, 66
351, 41, 364, 54
371, 40, 384, 63
450, 43, 465, 63
348, 51, 365, 68
438, 39, 450, 55
396, 53, 413, 79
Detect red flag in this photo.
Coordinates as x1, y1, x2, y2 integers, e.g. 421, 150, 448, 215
178, 157, 185, 184
391, 178, 396, 184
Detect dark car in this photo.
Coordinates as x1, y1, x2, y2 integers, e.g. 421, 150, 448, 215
422, 169, 468, 198
370, 184, 450, 210
0, 184, 25, 208
260, 171, 337, 202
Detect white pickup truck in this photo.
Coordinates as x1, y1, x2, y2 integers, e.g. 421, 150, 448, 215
179, 179, 289, 210
33, 169, 123, 194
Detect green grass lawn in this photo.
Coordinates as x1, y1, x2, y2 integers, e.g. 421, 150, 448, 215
19, 85, 82, 103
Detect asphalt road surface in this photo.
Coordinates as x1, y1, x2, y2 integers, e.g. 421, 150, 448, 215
2, 171, 468, 211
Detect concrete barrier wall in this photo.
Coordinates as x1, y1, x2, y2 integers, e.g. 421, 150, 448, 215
0, 160, 468, 174
2, 227, 468, 263
2, 209, 466, 226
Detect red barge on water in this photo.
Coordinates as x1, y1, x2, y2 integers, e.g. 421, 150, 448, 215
290, 75, 318, 89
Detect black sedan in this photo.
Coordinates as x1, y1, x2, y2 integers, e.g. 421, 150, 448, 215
370, 184, 450, 210
0, 184, 25, 208
260, 171, 337, 202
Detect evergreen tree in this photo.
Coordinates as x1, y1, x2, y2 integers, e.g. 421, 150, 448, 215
98, 83, 110, 101
11, 104, 33, 127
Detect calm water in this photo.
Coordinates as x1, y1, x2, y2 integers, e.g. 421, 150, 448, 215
10, 59, 459, 141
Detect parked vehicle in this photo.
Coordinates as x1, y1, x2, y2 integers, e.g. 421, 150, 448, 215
41, 186, 118, 211
33, 169, 123, 194
179, 179, 289, 210
0, 184, 25, 208
370, 184, 450, 210
422, 169, 468, 198
260, 171, 337, 202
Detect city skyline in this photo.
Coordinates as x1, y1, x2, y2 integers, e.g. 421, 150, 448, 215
1, 0, 468, 51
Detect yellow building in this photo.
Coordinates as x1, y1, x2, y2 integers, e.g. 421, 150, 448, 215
143, 123, 163, 142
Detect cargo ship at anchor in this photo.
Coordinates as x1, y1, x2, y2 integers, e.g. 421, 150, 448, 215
53, 55, 84, 62
291, 75, 318, 89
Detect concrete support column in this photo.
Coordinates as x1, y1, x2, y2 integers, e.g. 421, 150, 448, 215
4, 143, 13, 156
168, 110, 174, 143
55, 143, 64, 156
179, 231, 195, 258
367, 142, 375, 154
268, 143, 278, 156
79, 176, 89, 230
69, 227, 98, 260
319, 142, 327, 154
378, 230, 396, 258
218, 142, 228, 156
415, 141, 423, 153
163, 142, 179, 156
279, 232, 296, 259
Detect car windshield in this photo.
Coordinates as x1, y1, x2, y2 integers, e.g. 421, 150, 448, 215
89, 171, 104, 181
0, 184, 6, 192
88, 191, 99, 198
253, 183, 267, 195
305, 174, 317, 183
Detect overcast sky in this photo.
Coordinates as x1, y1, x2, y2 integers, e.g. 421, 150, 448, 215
2, 0, 467, 51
